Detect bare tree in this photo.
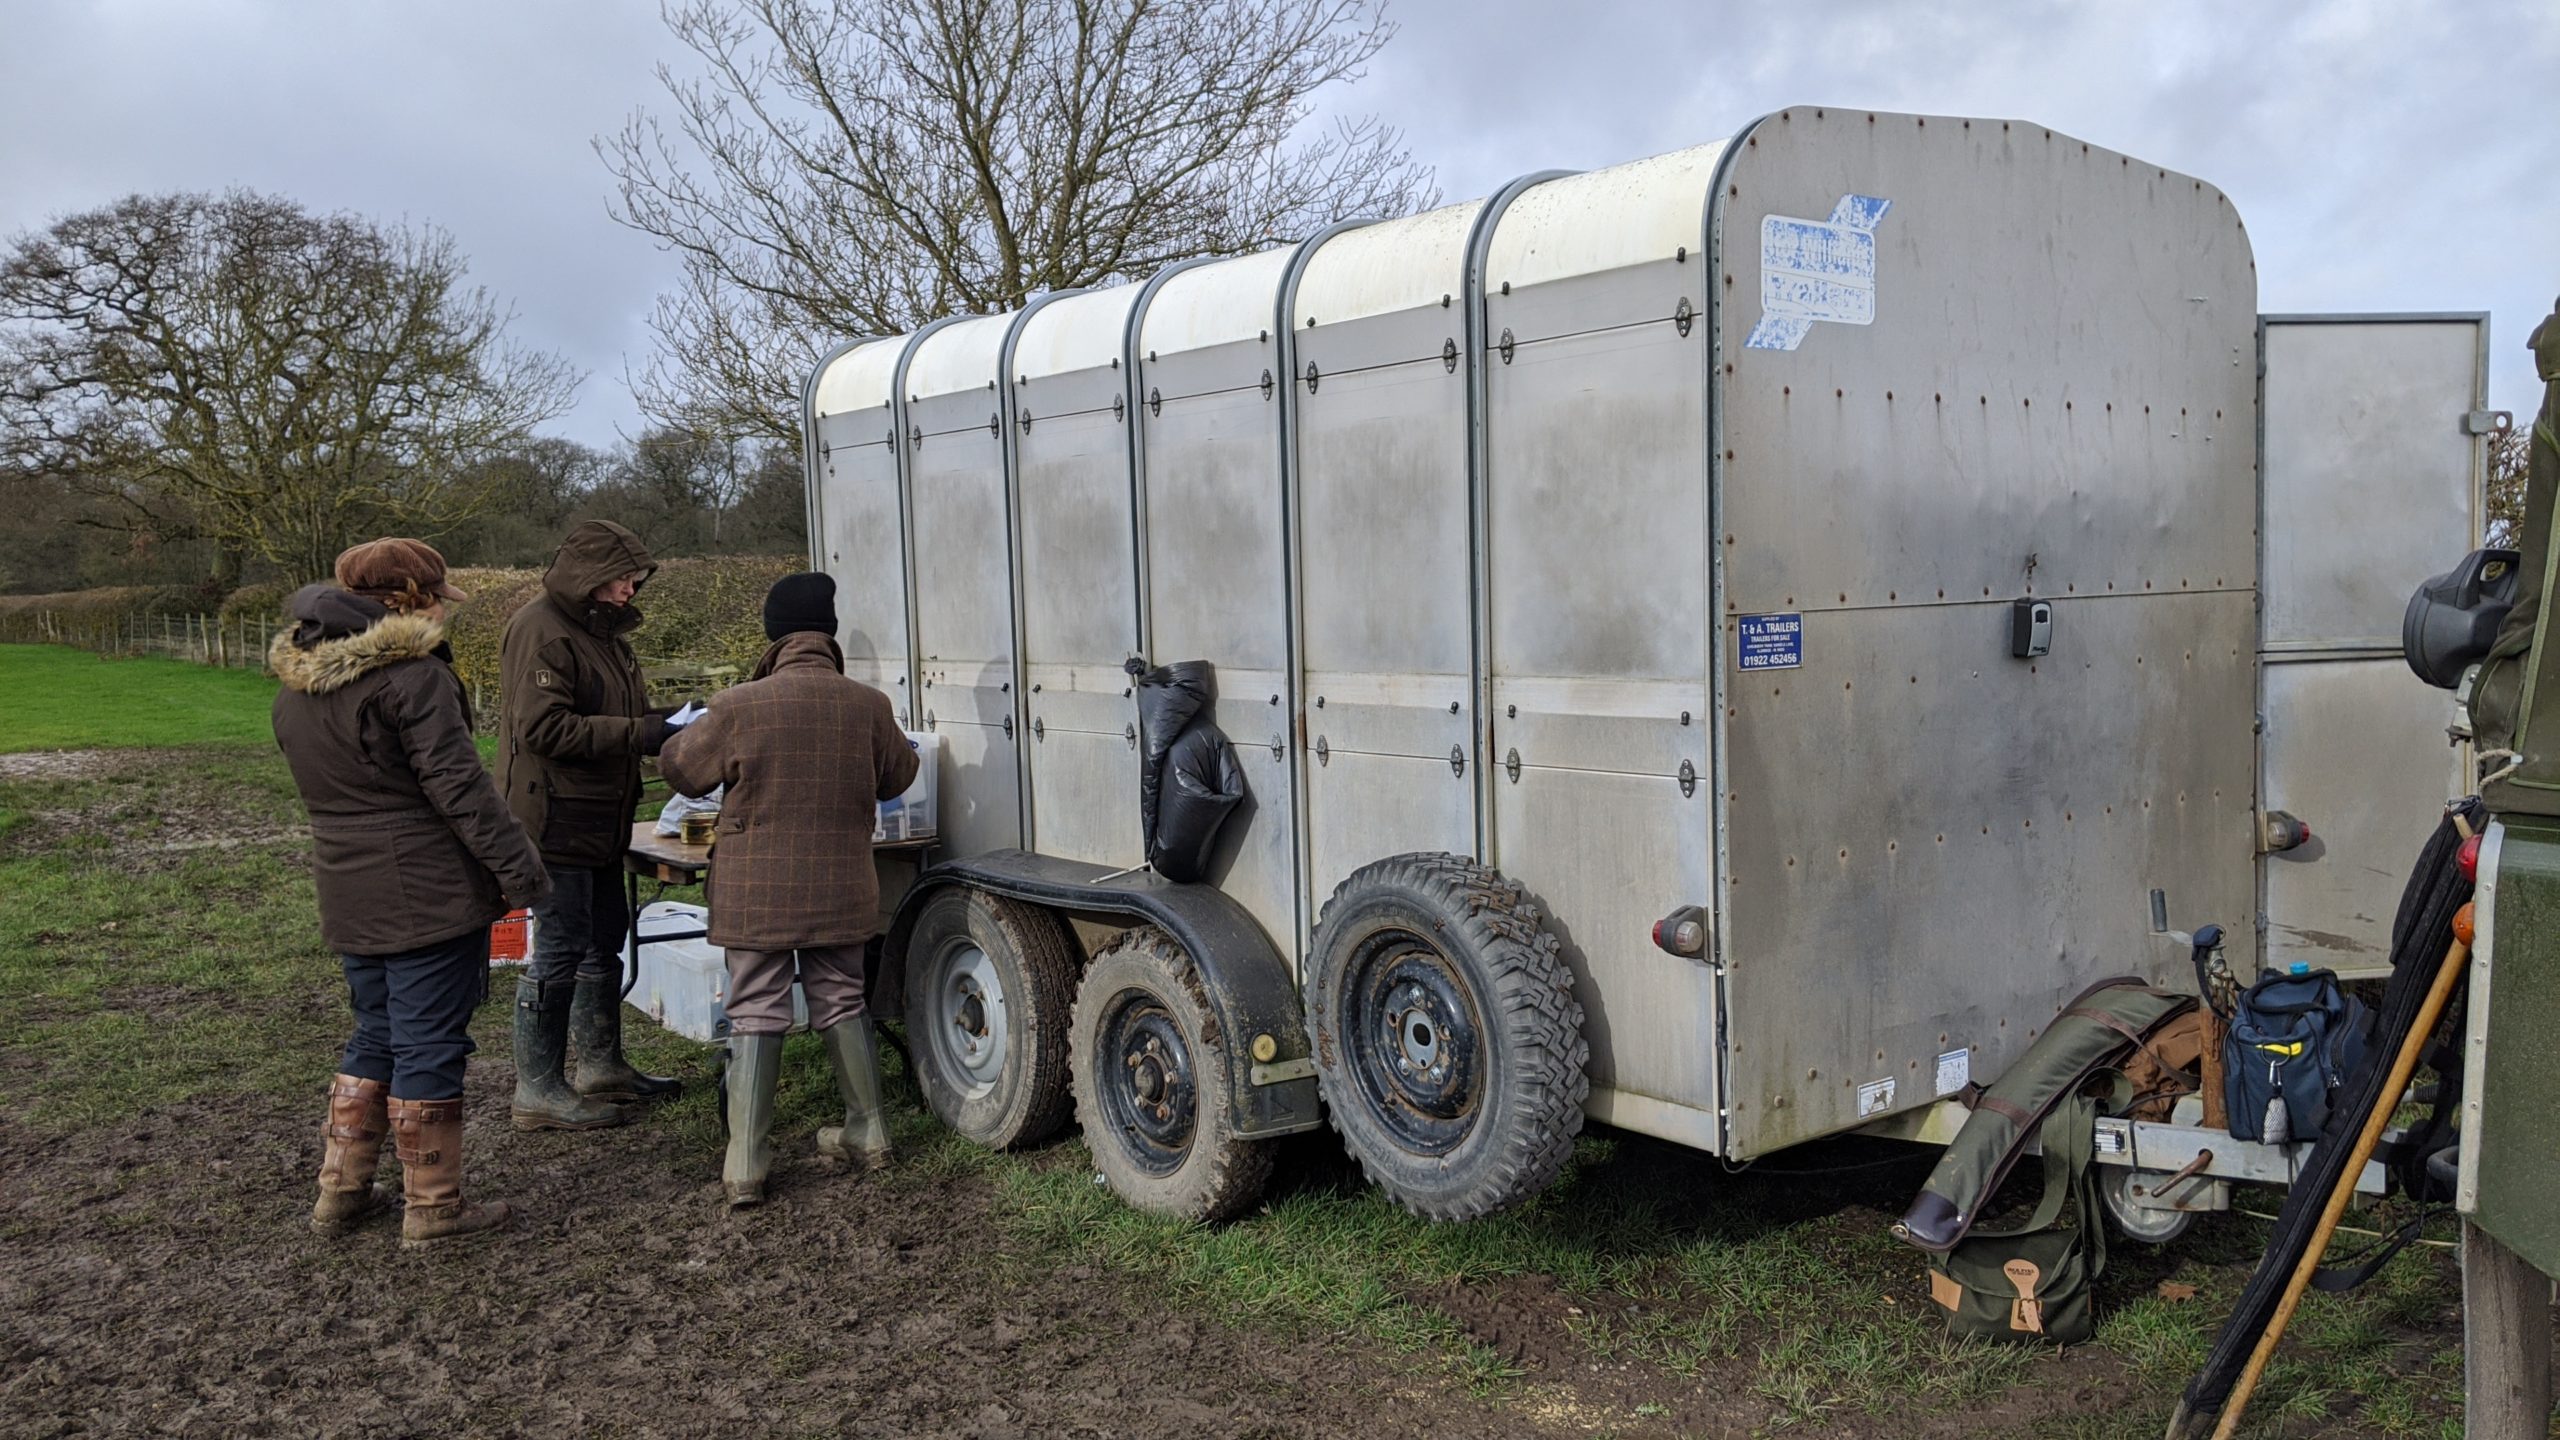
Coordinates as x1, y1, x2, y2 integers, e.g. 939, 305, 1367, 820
0, 191, 578, 584
2489, 423, 2530, 548
603, 0, 1435, 443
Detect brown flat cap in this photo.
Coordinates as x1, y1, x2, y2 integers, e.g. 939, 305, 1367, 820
334, 537, 468, 605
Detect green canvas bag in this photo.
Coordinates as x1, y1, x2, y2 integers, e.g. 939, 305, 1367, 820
1928, 1089, 2107, 1345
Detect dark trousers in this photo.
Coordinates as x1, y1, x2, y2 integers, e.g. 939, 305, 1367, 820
339, 929, 490, 1101
528, 861, 625, 988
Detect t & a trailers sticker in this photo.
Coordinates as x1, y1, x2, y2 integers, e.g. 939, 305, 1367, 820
1736, 613, 1802, 670
1746, 193, 1892, 352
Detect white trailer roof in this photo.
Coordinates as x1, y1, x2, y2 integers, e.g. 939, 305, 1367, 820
1484, 141, 1726, 291
1013, 285, 1140, 381
1139, 247, 1297, 357
907, 312, 1014, 400
1291, 201, 1481, 329
812, 336, 905, 418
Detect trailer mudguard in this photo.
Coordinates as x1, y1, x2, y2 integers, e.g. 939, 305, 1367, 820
1894, 979, 2195, 1253
881, 848, 1322, 1138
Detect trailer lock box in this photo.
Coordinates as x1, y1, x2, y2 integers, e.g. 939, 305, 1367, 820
2011, 599, 2053, 659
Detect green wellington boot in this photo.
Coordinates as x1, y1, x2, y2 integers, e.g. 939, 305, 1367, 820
814, 1016, 894, 1172
510, 977, 630, 1131
723, 1033, 785, 1208
569, 974, 681, 1103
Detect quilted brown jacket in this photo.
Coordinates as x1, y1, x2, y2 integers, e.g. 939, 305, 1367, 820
497, 520, 660, 867
270, 586, 549, 954
658, 631, 920, 950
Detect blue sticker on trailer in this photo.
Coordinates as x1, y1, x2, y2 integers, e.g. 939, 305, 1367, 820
1737, 613, 1803, 670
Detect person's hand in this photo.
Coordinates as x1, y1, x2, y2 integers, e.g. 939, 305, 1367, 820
507, 877, 553, 912
640, 713, 671, 757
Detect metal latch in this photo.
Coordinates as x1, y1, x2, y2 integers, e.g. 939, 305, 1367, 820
2462, 410, 2514, 437
1314, 736, 1329, 766
1449, 745, 1466, 778
1673, 297, 1694, 337
1498, 328, 1515, 365
1442, 338, 1458, 373
1678, 758, 1696, 798
1505, 748, 1521, 783
1303, 361, 1320, 394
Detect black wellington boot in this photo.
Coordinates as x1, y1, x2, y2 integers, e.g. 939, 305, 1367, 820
570, 974, 681, 1103
511, 976, 630, 1131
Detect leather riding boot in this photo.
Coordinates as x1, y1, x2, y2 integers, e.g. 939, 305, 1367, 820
570, 974, 681, 1103
723, 1033, 785, 1208
510, 976, 629, 1131
389, 1097, 515, 1249
312, 1073, 392, 1232
814, 1017, 893, 1172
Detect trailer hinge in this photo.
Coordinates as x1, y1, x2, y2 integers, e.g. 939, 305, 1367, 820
1148, 387, 1162, 417
1268, 736, 1285, 761
1031, 716, 1044, 741
1019, 409, 1034, 434
1260, 369, 1274, 401
1449, 745, 1466, 778
1679, 758, 1697, 798
1001, 713, 1015, 740
1303, 360, 1320, 394
987, 412, 1000, 436
1124, 722, 1137, 749
1505, 747, 1522, 783
1112, 393, 1126, 423
2462, 410, 2514, 437
1674, 297, 1695, 337
1442, 338, 1459, 373
1314, 735, 1329, 766
909, 425, 923, 450
924, 710, 937, 731
1498, 328, 1515, 365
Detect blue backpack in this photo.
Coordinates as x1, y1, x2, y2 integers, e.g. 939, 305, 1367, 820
2223, 967, 2371, 1143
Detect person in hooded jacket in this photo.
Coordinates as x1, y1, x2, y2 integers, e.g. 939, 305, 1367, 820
271, 539, 548, 1248
498, 520, 682, 1130
659, 573, 920, 1207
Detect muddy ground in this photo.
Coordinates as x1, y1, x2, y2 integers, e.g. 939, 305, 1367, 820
0, 1089, 1557, 1440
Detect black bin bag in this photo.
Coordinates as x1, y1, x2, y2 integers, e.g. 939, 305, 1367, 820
1129, 659, 1247, 884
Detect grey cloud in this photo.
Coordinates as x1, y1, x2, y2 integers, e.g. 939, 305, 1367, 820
2, 0, 2551, 440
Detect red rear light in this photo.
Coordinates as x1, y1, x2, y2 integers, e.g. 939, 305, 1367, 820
2458, 833, 2482, 881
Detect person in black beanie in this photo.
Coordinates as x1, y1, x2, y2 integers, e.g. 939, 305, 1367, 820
762, 571, 838, 641
660, 571, 920, 1206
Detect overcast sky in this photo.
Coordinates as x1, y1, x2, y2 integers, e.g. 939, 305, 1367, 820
2, 0, 2552, 446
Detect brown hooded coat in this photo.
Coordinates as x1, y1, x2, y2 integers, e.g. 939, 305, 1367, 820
657, 631, 919, 950
270, 585, 549, 954
498, 521, 660, 867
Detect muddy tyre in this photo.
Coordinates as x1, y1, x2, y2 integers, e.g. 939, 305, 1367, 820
1071, 927, 1275, 1222
905, 887, 1080, 1149
1305, 853, 1588, 1221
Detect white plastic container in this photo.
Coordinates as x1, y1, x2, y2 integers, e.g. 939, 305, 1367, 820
874, 730, 940, 843
627, 901, 806, 1041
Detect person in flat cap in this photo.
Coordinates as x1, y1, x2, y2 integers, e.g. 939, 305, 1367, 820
271, 538, 548, 1248
660, 571, 920, 1207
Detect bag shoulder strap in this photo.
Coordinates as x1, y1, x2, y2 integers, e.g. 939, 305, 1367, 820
1972, 1089, 2101, 1243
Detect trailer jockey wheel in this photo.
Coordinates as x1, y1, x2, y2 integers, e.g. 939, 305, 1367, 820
1306, 853, 1590, 1222
2097, 1165, 2197, 1245
904, 887, 1079, 1149
1071, 927, 1275, 1221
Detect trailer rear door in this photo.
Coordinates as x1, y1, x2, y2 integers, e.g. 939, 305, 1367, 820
2258, 314, 2492, 977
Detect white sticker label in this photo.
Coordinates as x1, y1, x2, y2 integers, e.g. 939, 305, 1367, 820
2093, 1125, 2128, 1156
1746, 193, 1893, 352
1933, 1048, 1971, 1098
1856, 1077, 1897, 1118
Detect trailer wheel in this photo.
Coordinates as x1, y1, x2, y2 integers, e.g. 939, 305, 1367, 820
1305, 853, 1589, 1221
905, 887, 1079, 1149
2098, 1165, 2198, 1245
1070, 927, 1275, 1221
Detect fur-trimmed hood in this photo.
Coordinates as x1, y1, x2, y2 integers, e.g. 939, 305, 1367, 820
270, 586, 449, 695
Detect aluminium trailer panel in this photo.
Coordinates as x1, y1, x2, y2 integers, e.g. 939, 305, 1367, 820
1285, 201, 1484, 926
1480, 144, 1729, 1149
1012, 285, 1148, 870
905, 313, 1027, 858
2258, 315, 2487, 977
809, 338, 915, 720
1132, 248, 1306, 953
1712, 109, 2259, 1156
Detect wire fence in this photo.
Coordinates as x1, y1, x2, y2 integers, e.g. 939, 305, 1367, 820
0, 610, 288, 672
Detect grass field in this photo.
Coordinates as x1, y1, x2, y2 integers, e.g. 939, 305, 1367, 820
0, 643, 281, 749
0, 642, 2479, 1437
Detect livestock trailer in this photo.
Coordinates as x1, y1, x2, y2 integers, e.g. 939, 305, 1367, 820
804, 107, 2497, 1223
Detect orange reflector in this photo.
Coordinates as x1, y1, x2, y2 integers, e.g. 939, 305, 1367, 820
2452, 902, 2476, 946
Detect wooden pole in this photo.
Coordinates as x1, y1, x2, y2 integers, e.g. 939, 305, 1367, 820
2462, 1220, 2554, 1439
2209, 933, 2472, 1439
